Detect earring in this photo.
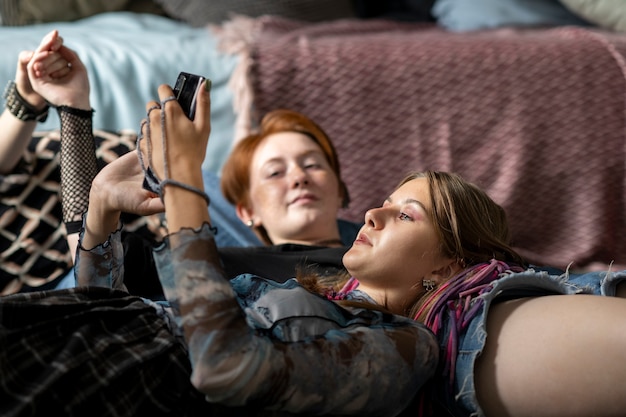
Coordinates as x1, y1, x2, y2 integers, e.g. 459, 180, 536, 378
422, 279, 436, 291
246, 220, 254, 228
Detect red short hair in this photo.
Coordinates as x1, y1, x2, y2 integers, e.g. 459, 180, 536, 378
221, 109, 349, 210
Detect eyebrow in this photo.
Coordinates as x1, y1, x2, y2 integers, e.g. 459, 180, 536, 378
261, 149, 325, 167
385, 197, 428, 213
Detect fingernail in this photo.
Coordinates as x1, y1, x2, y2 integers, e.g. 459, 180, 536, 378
204, 78, 212, 92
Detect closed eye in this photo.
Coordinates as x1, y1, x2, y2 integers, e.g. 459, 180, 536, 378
267, 169, 284, 178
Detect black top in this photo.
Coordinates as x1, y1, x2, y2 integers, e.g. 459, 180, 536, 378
219, 243, 349, 282
122, 233, 348, 300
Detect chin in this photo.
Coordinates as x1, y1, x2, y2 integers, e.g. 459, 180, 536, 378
341, 247, 358, 268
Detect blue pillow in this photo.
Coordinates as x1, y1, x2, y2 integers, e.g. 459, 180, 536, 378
432, 0, 590, 32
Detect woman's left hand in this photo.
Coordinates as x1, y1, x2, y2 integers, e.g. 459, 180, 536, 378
92, 151, 165, 217
140, 83, 211, 185
139, 81, 212, 232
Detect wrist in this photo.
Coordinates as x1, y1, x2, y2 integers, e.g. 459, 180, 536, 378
56, 98, 91, 111
57, 105, 94, 118
163, 186, 211, 233
160, 171, 210, 229
162, 173, 209, 205
166, 168, 203, 189
82, 201, 121, 249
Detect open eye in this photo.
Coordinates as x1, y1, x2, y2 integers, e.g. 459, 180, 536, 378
399, 212, 412, 221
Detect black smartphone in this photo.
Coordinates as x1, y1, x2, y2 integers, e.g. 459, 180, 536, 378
173, 72, 206, 120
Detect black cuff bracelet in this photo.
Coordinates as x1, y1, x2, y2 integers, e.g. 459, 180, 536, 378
57, 105, 94, 118
2, 80, 49, 122
64, 220, 83, 235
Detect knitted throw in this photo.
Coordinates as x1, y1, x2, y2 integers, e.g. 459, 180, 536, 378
215, 16, 626, 272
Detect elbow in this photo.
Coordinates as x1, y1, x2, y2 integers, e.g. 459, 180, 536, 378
188, 338, 272, 406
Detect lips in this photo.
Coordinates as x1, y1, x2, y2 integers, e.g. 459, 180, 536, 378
290, 192, 318, 205
354, 232, 371, 246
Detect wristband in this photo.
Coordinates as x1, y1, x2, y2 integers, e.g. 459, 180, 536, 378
2, 80, 49, 122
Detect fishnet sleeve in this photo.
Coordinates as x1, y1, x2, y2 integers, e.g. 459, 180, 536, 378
57, 106, 97, 234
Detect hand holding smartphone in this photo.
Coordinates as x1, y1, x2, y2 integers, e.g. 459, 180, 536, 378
142, 71, 208, 193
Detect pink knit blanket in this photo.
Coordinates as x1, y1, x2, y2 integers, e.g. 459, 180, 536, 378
217, 16, 626, 271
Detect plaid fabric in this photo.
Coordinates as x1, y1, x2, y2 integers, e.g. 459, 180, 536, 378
0, 286, 214, 417
0, 286, 302, 417
0, 130, 162, 295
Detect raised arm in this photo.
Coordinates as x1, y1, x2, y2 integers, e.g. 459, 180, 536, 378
0, 38, 60, 173
27, 30, 96, 261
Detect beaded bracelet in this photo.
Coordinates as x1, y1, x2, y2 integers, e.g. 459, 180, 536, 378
2, 80, 49, 122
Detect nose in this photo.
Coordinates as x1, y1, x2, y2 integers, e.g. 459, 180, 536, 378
364, 207, 384, 229
290, 166, 309, 187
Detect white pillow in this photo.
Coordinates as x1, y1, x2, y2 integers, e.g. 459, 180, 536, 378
559, 0, 626, 32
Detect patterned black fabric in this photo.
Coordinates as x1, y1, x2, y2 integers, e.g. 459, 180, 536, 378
0, 286, 214, 417
0, 130, 162, 295
0, 286, 320, 417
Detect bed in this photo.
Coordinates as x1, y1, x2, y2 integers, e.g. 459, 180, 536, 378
0, 1, 625, 274
1, 2, 626, 416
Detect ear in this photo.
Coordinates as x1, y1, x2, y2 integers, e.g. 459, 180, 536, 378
235, 203, 254, 226
429, 259, 464, 284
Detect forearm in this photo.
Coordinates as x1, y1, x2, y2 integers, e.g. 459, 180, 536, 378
156, 229, 437, 415
0, 78, 49, 174
57, 105, 97, 259
74, 216, 126, 289
161, 167, 210, 233
153, 224, 251, 394
82, 202, 121, 250
156, 219, 225, 317
0, 110, 37, 173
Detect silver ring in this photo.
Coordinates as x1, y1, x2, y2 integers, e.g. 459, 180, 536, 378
67, 62, 72, 69
146, 104, 160, 117
161, 96, 177, 105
